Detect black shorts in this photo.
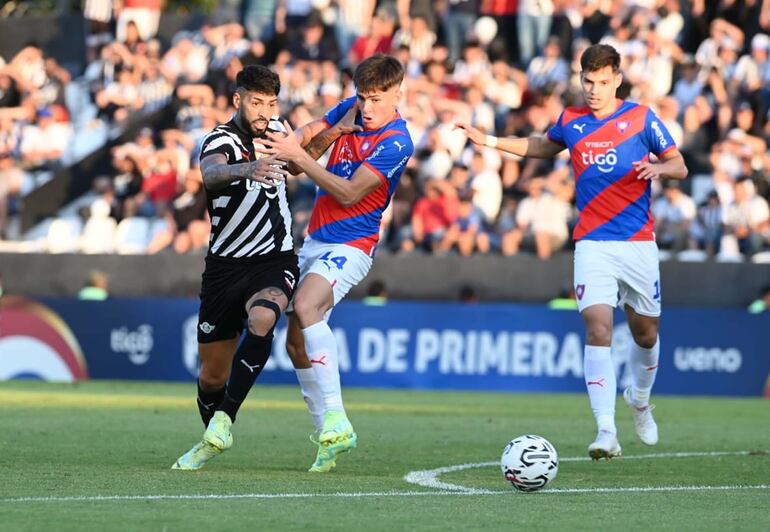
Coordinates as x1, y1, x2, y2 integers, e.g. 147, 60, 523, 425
197, 252, 299, 343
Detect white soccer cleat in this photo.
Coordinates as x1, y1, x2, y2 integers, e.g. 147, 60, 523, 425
623, 387, 659, 446
588, 430, 622, 460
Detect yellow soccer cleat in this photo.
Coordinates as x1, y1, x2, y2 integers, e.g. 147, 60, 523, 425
171, 441, 223, 470
171, 411, 233, 470
202, 411, 233, 451
318, 410, 355, 444
309, 432, 358, 473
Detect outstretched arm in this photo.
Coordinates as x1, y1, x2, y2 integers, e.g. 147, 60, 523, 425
454, 122, 565, 159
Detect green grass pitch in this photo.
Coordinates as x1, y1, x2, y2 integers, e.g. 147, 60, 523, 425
1, 380, 768, 531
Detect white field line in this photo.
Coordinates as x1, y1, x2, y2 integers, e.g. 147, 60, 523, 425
1, 450, 767, 503
1, 485, 769, 504
403, 450, 770, 493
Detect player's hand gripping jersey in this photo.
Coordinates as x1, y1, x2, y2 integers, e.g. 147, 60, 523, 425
308, 96, 413, 256
547, 100, 676, 242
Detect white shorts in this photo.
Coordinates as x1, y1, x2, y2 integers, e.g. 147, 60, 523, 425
573, 240, 661, 317
287, 237, 373, 318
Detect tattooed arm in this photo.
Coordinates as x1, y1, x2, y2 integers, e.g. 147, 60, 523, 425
200, 153, 289, 191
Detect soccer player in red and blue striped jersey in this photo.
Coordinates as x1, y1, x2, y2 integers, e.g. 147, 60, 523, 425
262, 54, 414, 472
457, 44, 687, 460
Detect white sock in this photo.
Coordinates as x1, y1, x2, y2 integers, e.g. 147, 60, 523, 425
295, 367, 324, 431
302, 321, 345, 413
628, 336, 659, 406
584, 345, 617, 434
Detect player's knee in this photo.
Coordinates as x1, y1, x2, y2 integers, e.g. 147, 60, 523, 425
632, 329, 658, 349
628, 318, 659, 349
247, 298, 282, 336
291, 295, 320, 322
247, 306, 279, 336
586, 322, 612, 346
199, 367, 228, 389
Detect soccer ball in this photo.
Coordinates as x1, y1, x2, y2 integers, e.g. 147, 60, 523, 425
500, 435, 559, 492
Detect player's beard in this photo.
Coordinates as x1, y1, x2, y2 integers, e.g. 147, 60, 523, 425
237, 110, 268, 138
249, 119, 269, 137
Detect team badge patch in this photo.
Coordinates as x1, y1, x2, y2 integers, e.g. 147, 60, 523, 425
575, 284, 585, 300
616, 120, 629, 134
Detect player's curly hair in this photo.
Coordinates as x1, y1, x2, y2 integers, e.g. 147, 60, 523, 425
580, 44, 621, 73
236, 65, 281, 96
353, 54, 404, 93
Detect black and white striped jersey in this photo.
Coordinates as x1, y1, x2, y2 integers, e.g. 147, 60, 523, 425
199, 117, 294, 258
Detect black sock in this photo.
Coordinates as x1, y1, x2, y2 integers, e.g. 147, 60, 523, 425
197, 380, 225, 427
218, 333, 273, 423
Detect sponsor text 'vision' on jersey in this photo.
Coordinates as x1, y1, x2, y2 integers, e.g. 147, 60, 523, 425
199, 117, 293, 258
547, 100, 676, 242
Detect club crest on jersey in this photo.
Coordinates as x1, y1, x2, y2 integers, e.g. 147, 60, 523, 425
362, 141, 370, 152
575, 284, 585, 300
616, 120, 629, 134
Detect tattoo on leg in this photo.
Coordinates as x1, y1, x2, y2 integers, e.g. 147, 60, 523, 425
264, 287, 285, 299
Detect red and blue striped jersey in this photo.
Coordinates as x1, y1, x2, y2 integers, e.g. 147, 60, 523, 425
547, 100, 676, 241
308, 96, 413, 255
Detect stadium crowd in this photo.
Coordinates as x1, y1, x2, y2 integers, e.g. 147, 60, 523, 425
0, 0, 769, 261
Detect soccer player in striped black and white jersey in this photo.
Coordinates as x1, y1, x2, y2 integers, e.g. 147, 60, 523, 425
172, 65, 300, 471
457, 44, 688, 460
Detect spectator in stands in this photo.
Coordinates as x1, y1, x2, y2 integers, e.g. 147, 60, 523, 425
147, 168, 209, 254
453, 39, 490, 87
518, 0, 554, 66
19, 107, 72, 168
467, 148, 502, 225
502, 177, 570, 259
440, 196, 488, 256
652, 179, 697, 252
122, 20, 147, 55
95, 65, 143, 124
85, 175, 121, 221
0, 153, 12, 239
526, 36, 569, 92
400, 179, 458, 253
724, 177, 770, 256
241, 0, 280, 42
162, 37, 210, 85
333, 0, 376, 62
139, 60, 173, 113
733, 33, 770, 97
688, 190, 724, 258
116, 0, 162, 43
78, 270, 109, 301
392, 14, 436, 64
288, 12, 339, 64
672, 55, 704, 112
349, 7, 395, 67
444, 0, 479, 65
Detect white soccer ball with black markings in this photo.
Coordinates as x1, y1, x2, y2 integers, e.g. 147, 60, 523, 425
500, 435, 559, 492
